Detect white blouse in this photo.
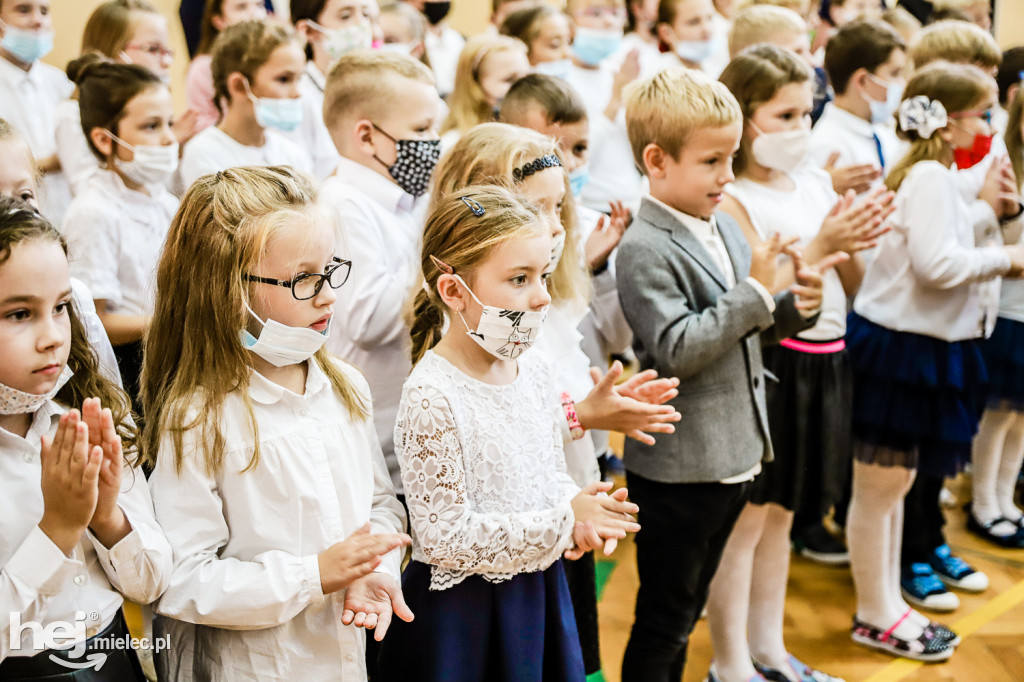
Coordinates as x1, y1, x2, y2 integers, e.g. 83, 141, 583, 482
150, 359, 404, 682
54, 99, 100, 198
61, 170, 179, 318
1, 399, 172, 661
179, 125, 313, 188
726, 166, 848, 340
854, 161, 1010, 341
394, 350, 579, 592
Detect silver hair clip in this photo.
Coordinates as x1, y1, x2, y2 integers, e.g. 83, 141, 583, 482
461, 196, 485, 216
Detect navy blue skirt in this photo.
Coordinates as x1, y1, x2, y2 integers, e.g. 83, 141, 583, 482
376, 560, 586, 682
846, 312, 987, 477
979, 316, 1024, 410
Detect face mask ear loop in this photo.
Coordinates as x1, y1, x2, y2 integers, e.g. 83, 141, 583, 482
242, 297, 268, 332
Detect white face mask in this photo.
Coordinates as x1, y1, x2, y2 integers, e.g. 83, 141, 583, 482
865, 74, 904, 126
749, 121, 811, 173
379, 42, 414, 56
240, 302, 331, 367
310, 20, 373, 62
549, 230, 566, 270
0, 365, 73, 415
105, 131, 179, 185
533, 58, 573, 81
674, 36, 718, 63
454, 275, 547, 360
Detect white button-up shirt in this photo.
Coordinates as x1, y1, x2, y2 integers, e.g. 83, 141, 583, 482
280, 61, 340, 181
1, 399, 172, 660
855, 161, 1010, 341
54, 99, 100, 198
61, 170, 179, 317
322, 156, 425, 492
809, 102, 899, 189
150, 359, 404, 682
0, 56, 74, 223
179, 125, 313, 188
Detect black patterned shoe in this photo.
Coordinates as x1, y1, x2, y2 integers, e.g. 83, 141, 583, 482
850, 611, 954, 662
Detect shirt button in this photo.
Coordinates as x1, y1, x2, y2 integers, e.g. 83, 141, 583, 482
74, 574, 88, 586
23, 453, 33, 463
86, 626, 100, 637
345, 654, 355, 662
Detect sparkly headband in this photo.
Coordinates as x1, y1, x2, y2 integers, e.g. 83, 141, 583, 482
512, 154, 562, 182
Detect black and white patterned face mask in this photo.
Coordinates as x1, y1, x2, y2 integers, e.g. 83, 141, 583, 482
372, 124, 440, 198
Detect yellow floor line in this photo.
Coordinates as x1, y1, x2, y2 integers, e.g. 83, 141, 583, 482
862, 578, 1024, 682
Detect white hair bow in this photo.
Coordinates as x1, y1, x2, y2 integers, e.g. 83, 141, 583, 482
897, 96, 948, 139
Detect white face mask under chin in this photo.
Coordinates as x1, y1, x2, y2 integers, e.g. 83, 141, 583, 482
0, 365, 73, 415
749, 121, 811, 174
105, 130, 179, 185
453, 275, 547, 360
240, 302, 331, 367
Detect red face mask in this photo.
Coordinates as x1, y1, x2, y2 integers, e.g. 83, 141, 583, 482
953, 132, 993, 170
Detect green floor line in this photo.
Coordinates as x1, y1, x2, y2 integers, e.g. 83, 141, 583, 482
595, 558, 617, 601
586, 671, 607, 682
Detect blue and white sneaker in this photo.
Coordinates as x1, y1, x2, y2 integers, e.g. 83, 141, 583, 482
901, 563, 959, 612
929, 544, 988, 592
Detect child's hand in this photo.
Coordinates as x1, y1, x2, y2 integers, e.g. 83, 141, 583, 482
749, 233, 800, 290
614, 368, 680, 406
38, 410, 102, 556
612, 49, 641, 97
980, 156, 1022, 220
1003, 245, 1024, 278
82, 398, 132, 548
816, 188, 893, 256
823, 151, 881, 195
787, 246, 849, 313
585, 200, 632, 272
171, 108, 201, 148
318, 523, 412, 595
575, 361, 681, 446
570, 481, 640, 552
341, 572, 414, 641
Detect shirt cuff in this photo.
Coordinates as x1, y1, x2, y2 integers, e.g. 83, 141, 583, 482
302, 554, 327, 606
6, 526, 82, 597
744, 277, 776, 313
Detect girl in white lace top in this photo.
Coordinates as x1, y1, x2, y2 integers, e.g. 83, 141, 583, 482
377, 186, 640, 682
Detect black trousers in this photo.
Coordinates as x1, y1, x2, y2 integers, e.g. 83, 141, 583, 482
621, 471, 753, 682
902, 472, 947, 567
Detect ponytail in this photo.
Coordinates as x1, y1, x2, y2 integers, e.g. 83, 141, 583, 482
408, 286, 445, 365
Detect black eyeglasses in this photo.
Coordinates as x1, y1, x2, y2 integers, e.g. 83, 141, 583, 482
244, 257, 352, 300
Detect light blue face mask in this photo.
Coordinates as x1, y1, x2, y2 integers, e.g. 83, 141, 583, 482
867, 74, 904, 126
534, 58, 573, 81
674, 36, 718, 64
572, 27, 622, 67
0, 24, 53, 64
569, 165, 590, 197
245, 79, 304, 132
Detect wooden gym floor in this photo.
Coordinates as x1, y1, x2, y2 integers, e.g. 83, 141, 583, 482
589, 471, 1024, 682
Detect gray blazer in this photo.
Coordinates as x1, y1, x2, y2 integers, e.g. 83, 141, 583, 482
617, 198, 814, 483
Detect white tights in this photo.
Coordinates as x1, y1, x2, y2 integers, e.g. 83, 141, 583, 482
706, 502, 794, 682
971, 408, 1024, 534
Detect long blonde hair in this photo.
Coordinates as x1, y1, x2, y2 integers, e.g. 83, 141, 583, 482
410, 185, 546, 364
1007, 92, 1023, 193
441, 35, 527, 136
140, 166, 368, 475
429, 122, 590, 312
886, 62, 996, 193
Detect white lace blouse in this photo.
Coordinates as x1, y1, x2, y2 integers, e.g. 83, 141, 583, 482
394, 350, 580, 591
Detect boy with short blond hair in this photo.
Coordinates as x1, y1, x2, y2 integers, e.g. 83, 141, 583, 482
617, 66, 828, 681
322, 49, 442, 497
909, 19, 1000, 74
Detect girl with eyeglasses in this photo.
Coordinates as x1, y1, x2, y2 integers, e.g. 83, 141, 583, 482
143, 165, 411, 681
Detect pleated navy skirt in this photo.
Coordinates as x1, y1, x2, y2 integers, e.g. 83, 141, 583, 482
979, 316, 1024, 410
846, 312, 987, 477
751, 338, 853, 514
376, 560, 586, 682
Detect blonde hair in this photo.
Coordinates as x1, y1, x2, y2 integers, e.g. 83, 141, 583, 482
323, 49, 435, 132
886, 62, 996, 192
625, 66, 742, 171
211, 19, 303, 111
441, 35, 528, 136
80, 0, 158, 59
1008, 94, 1024, 194
379, 2, 432, 69
719, 44, 812, 176
429, 122, 590, 312
728, 5, 806, 57
0, 117, 36, 170
909, 20, 1000, 71
411, 185, 546, 364
881, 6, 922, 44
932, 0, 988, 10
140, 166, 368, 475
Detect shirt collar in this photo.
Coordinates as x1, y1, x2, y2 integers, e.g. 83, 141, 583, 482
646, 194, 720, 242
0, 54, 41, 87
332, 155, 417, 213
248, 359, 331, 405
822, 102, 877, 138
0, 398, 64, 448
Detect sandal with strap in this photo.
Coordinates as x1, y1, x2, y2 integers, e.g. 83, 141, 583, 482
924, 621, 961, 647
753, 654, 846, 682
850, 610, 954, 662
966, 513, 1024, 549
